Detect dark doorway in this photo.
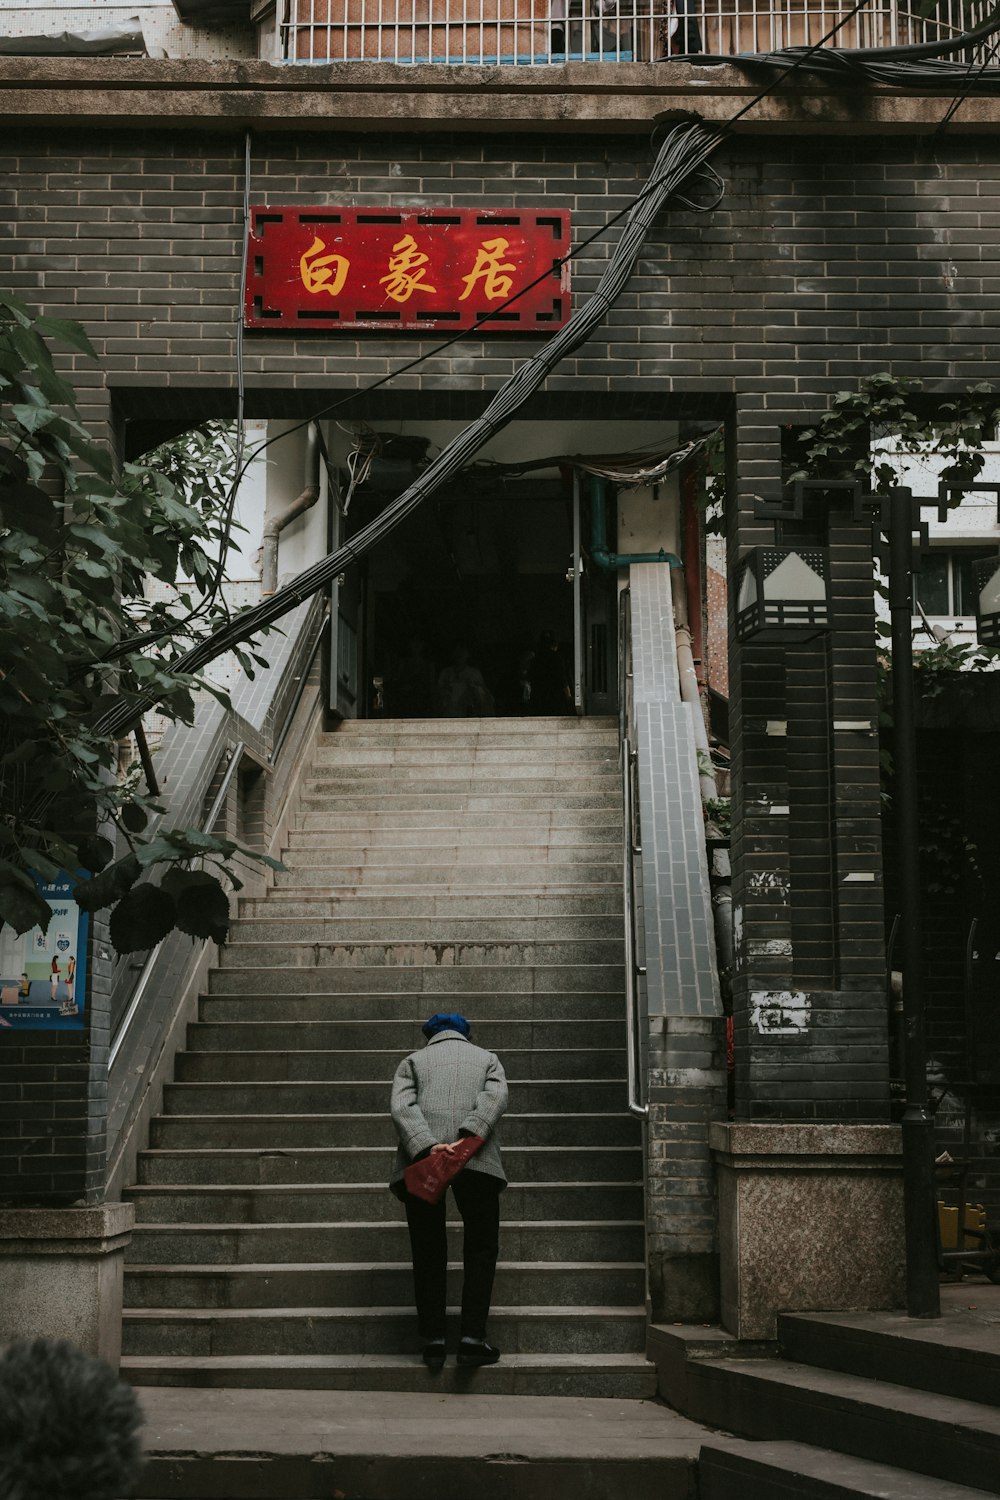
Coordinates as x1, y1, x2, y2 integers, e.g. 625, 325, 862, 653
356, 475, 580, 717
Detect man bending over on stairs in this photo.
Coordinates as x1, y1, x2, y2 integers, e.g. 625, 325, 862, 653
390, 1012, 508, 1370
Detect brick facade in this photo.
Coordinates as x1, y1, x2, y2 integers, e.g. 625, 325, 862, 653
4, 117, 998, 1220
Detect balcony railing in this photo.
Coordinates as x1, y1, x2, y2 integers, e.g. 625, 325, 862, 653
277, 0, 986, 64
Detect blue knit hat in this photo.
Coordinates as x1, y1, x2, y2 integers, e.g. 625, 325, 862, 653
422, 1012, 471, 1041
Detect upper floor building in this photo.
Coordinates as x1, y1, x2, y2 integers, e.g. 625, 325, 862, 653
0, 0, 992, 67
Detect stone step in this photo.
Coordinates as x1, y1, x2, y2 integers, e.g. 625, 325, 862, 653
298, 793, 621, 813
124, 1182, 644, 1225
699, 1438, 999, 1500
126, 1219, 646, 1265
689, 1356, 1000, 1496
196, 993, 626, 1024
310, 750, 619, 769
136, 1144, 642, 1185
272, 864, 621, 888
186, 1019, 626, 1052
123, 1260, 647, 1309
121, 1351, 658, 1399
237, 893, 624, 918
173, 1047, 624, 1083
303, 774, 619, 794
162, 1079, 629, 1113
207, 965, 625, 995
216, 940, 624, 970
287, 831, 619, 852
291, 815, 621, 838
778, 1307, 1000, 1409
269, 876, 620, 894
323, 717, 617, 735
121, 1304, 647, 1358
150, 1111, 642, 1151
279, 844, 621, 867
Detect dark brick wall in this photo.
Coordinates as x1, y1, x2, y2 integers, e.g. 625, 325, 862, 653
3, 131, 999, 424
0, 913, 110, 1206
727, 490, 889, 1123
4, 125, 999, 1141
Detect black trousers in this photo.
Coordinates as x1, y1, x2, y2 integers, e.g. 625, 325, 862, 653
403, 1169, 503, 1341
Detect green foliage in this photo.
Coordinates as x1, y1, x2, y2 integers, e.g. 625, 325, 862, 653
786, 374, 1000, 495
0, 292, 276, 952
919, 802, 981, 899
912, 637, 1000, 695
704, 797, 731, 837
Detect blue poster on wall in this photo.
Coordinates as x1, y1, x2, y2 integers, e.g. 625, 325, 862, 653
0, 874, 88, 1031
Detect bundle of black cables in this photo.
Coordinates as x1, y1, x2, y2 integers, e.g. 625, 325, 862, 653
676, 3, 1000, 91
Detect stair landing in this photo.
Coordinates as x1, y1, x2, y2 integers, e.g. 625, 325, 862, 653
134, 1388, 704, 1500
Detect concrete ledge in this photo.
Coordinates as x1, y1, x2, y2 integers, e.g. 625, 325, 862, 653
0, 1203, 134, 1366
709, 1122, 904, 1170
0, 1203, 134, 1255
0, 59, 998, 133
136, 1388, 704, 1500
711, 1123, 904, 1340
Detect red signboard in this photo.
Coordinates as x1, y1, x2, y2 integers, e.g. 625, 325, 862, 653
244, 206, 571, 334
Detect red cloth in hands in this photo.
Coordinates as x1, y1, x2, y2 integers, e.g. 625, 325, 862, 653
403, 1136, 484, 1204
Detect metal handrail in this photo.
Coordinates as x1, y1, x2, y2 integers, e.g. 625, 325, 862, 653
108, 607, 328, 1072
622, 733, 648, 1120
270, 613, 330, 766
107, 741, 247, 1071
618, 584, 648, 1120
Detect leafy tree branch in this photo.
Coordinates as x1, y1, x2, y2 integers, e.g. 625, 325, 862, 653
0, 293, 276, 952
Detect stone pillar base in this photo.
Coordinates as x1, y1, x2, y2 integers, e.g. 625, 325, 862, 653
710, 1123, 904, 1340
0, 1204, 134, 1367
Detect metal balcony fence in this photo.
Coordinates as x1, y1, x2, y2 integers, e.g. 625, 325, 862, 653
277, 0, 986, 64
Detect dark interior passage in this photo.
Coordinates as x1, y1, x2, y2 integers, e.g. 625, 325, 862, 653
358, 476, 580, 717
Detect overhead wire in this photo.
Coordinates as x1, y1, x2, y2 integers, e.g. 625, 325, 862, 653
930, 32, 1000, 140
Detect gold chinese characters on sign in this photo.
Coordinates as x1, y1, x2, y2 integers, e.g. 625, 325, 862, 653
299, 233, 518, 306
299, 236, 350, 299
379, 234, 437, 303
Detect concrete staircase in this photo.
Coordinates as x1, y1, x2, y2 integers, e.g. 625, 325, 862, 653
653, 1287, 1000, 1499
121, 716, 654, 1397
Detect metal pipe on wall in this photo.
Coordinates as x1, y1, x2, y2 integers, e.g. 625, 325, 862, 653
261, 422, 321, 597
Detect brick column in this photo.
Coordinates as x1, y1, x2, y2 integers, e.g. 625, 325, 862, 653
716, 406, 901, 1336
727, 412, 889, 1122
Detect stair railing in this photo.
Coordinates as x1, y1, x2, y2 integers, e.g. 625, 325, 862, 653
108, 606, 328, 1069
104, 597, 328, 1197
618, 586, 648, 1120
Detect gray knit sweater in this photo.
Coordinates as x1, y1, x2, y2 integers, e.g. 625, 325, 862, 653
389, 1030, 508, 1195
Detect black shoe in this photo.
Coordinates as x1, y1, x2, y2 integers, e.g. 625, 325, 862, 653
456, 1338, 500, 1367
421, 1338, 447, 1369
